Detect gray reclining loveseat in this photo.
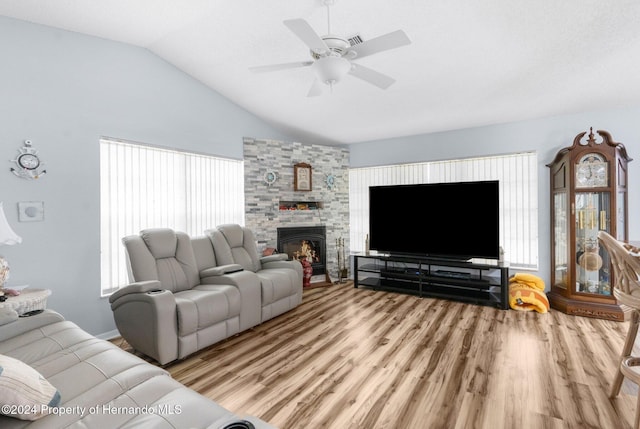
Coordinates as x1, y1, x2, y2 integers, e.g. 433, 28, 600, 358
109, 227, 302, 365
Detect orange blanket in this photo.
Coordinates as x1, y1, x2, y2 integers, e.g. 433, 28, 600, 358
509, 273, 549, 313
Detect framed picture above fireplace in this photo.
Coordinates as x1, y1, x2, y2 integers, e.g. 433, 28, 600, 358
294, 162, 312, 191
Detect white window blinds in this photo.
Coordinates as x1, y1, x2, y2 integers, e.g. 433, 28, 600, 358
349, 152, 538, 269
99, 138, 244, 295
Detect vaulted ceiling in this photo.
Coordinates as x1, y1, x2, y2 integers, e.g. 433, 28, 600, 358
2, 0, 640, 145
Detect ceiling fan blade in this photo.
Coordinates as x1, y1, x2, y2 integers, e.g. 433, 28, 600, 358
345, 30, 411, 60
249, 61, 313, 73
307, 79, 324, 97
284, 18, 329, 54
349, 63, 396, 89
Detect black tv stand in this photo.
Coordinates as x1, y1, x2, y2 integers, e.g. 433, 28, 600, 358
433, 270, 472, 280
353, 253, 509, 309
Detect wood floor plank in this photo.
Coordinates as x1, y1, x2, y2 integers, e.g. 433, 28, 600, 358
113, 282, 640, 428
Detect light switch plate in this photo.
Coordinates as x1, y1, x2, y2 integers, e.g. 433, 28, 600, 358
18, 201, 44, 222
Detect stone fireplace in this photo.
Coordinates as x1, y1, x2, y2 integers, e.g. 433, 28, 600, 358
243, 138, 350, 281
277, 226, 326, 276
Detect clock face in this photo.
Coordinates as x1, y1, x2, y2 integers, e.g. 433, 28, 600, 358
263, 170, 277, 186
576, 153, 607, 188
10, 140, 47, 180
18, 153, 40, 170
325, 174, 335, 189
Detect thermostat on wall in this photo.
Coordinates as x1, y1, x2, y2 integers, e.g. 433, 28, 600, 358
18, 201, 44, 222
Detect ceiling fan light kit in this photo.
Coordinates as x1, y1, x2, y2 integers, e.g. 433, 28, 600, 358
312, 56, 351, 86
250, 0, 411, 96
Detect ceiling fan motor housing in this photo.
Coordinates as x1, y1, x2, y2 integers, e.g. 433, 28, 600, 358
311, 35, 351, 59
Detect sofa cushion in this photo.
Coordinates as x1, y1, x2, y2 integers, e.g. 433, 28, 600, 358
131, 228, 200, 292
155, 258, 194, 293
257, 269, 297, 305
174, 286, 241, 336
140, 228, 178, 259
0, 354, 61, 421
211, 225, 262, 273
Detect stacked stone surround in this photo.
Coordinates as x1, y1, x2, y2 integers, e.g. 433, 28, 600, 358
243, 137, 350, 280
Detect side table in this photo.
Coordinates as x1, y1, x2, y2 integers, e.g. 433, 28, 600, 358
0, 288, 51, 316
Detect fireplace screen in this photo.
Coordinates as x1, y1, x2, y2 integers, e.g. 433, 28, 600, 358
277, 226, 326, 275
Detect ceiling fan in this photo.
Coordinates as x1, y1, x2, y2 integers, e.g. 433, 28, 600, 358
249, 0, 412, 97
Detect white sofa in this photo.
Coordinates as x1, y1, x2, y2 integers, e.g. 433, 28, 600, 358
0, 308, 275, 429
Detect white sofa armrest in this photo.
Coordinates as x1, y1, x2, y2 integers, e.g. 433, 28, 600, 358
0, 309, 65, 343
108, 280, 162, 304
0, 308, 18, 326
109, 288, 178, 365
260, 254, 289, 263
200, 264, 244, 278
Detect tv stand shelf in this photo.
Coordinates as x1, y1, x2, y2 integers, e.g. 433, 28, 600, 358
354, 254, 509, 310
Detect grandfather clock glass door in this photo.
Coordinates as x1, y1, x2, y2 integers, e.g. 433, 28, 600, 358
575, 192, 611, 295
552, 191, 568, 290
547, 128, 631, 321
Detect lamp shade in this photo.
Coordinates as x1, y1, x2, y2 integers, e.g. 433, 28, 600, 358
0, 202, 22, 246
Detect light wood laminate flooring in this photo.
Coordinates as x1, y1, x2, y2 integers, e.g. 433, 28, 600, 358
115, 282, 639, 428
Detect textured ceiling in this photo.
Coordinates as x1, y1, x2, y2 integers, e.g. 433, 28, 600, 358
2, 0, 640, 145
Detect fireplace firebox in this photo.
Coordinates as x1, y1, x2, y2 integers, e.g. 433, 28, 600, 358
277, 226, 326, 275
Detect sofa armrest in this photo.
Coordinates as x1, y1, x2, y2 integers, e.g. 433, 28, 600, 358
262, 259, 303, 287
0, 308, 18, 326
108, 280, 162, 304
262, 259, 302, 272
200, 269, 257, 288
200, 264, 244, 278
260, 254, 289, 263
0, 309, 65, 343
109, 289, 178, 365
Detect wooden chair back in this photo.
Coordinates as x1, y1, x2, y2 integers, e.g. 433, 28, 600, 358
598, 230, 640, 309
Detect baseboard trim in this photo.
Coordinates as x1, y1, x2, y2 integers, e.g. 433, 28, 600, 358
96, 329, 120, 341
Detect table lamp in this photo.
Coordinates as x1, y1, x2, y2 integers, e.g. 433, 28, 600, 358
0, 202, 22, 292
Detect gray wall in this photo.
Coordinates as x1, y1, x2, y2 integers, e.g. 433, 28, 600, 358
349, 108, 640, 284
0, 17, 291, 336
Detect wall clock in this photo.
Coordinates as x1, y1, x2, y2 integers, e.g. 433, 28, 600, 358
10, 140, 47, 180
263, 169, 278, 186
325, 173, 336, 190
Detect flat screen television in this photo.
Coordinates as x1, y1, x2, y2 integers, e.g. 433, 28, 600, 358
368, 180, 500, 260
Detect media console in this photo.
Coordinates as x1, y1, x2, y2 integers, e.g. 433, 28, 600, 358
353, 253, 509, 310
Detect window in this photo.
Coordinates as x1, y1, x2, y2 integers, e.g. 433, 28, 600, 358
100, 138, 244, 296
349, 152, 538, 269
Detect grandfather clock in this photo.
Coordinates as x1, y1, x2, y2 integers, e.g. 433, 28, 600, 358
547, 128, 632, 321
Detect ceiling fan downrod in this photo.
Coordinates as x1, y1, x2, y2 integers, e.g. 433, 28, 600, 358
324, 0, 334, 34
